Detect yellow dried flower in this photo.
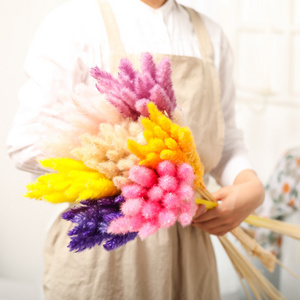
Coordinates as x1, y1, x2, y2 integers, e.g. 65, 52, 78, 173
25, 158, 118, 203
143, 129, 155, 141
139, 152, 161, 169
160, 149, 185, 164
164, 138, 179, 151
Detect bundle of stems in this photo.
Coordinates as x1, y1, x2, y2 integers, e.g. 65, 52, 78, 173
244, 215, 300, 240
219, 235, 285, 300
196, 188, 300, 244
230, 227, 277, 273
195, 186, 300, 299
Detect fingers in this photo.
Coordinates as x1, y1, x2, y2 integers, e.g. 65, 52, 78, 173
212, 185, 232, 201
193, 212, 226, 231
192, 204, 206, 219
192, 203, 242, 235
192, 186, 239, 236
192, 216, 238, 236
192, 205, 220, 223
192, 221, 230, 236
192, 211, 244, 235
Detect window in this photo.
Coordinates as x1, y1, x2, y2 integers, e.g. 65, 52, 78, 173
234, 0, 300, 106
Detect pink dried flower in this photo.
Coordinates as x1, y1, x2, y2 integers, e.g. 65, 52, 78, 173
162, 192, 181, 209
141, 202, 161, 219
128, 214, 144, 232
179, 201, 198, 227
147, 185, 164, 202
177, 163, 195, 185
121, 198, 144, 216
156, 160, 177, 177
139, 221, 160, 240
129, 165, 158, 188
108, 161, 196, 239
158, 209, 177, 228
122, 184, 148, 199
178, 212, 193, 227
107, 216, 131, 235
177, 183, 194, 202
158, 175, 178, 193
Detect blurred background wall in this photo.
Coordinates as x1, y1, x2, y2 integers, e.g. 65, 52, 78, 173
1, 0, 299, 299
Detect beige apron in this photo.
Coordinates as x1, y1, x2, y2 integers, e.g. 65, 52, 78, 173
43, 1, 224, 299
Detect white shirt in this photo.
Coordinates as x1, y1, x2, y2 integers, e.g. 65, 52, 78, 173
6, 0, 253, 186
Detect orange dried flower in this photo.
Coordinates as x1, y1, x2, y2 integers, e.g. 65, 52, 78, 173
127, 103, 205, 187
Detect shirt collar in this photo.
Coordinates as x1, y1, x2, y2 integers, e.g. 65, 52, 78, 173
134, 0, 175, 18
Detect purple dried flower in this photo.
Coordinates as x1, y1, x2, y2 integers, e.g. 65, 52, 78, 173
156, 57, 176, 110
141, 52, 156, 81
134, 73, 150, 100
103, 232, 138, 251
106, 94, 137, 119
114, 195, 126, 204
103, 211, 123, 223
120, 88, 139, 108
90, 52, 177, 120
118, 58, 136, 81
90, 67, 118, 93
149, 84, 172, 116
135, 98, 151, 116
62, 196, 137, 252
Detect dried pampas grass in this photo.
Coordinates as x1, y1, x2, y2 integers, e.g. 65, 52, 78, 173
38, 84, 123, 158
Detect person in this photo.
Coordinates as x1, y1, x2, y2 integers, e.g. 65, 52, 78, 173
7, 0, 265, 299
253, 148, 300, 298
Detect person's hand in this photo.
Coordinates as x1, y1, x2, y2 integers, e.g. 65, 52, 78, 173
192, 170, 265, 236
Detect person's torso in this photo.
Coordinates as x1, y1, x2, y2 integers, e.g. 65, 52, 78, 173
89, 0, 225, 173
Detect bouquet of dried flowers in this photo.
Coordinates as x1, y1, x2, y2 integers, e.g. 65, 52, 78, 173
25, 53, 300, 300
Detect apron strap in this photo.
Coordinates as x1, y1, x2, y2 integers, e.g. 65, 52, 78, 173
185, 7, 214, 63
97, 0, 214, 64
97, 0, 126, 63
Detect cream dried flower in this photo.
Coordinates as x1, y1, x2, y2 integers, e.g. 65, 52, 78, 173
72, 120, 144, 189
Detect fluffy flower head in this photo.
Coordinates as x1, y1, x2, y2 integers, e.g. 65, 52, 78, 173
128, 103, 205, 188
108, 161, 197, 240
25, 158, 118, 203
91, 53, 176, 120
62, 196, 137, 251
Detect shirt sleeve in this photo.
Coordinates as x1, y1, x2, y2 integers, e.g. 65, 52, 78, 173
6, 9, 89, 174
209, 30, 254, 186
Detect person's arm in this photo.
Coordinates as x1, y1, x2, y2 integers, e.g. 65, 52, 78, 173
193, 169, 265, 235
192, 23, 265, 235
208, 25, 254, 187
6, 8, 89, 174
